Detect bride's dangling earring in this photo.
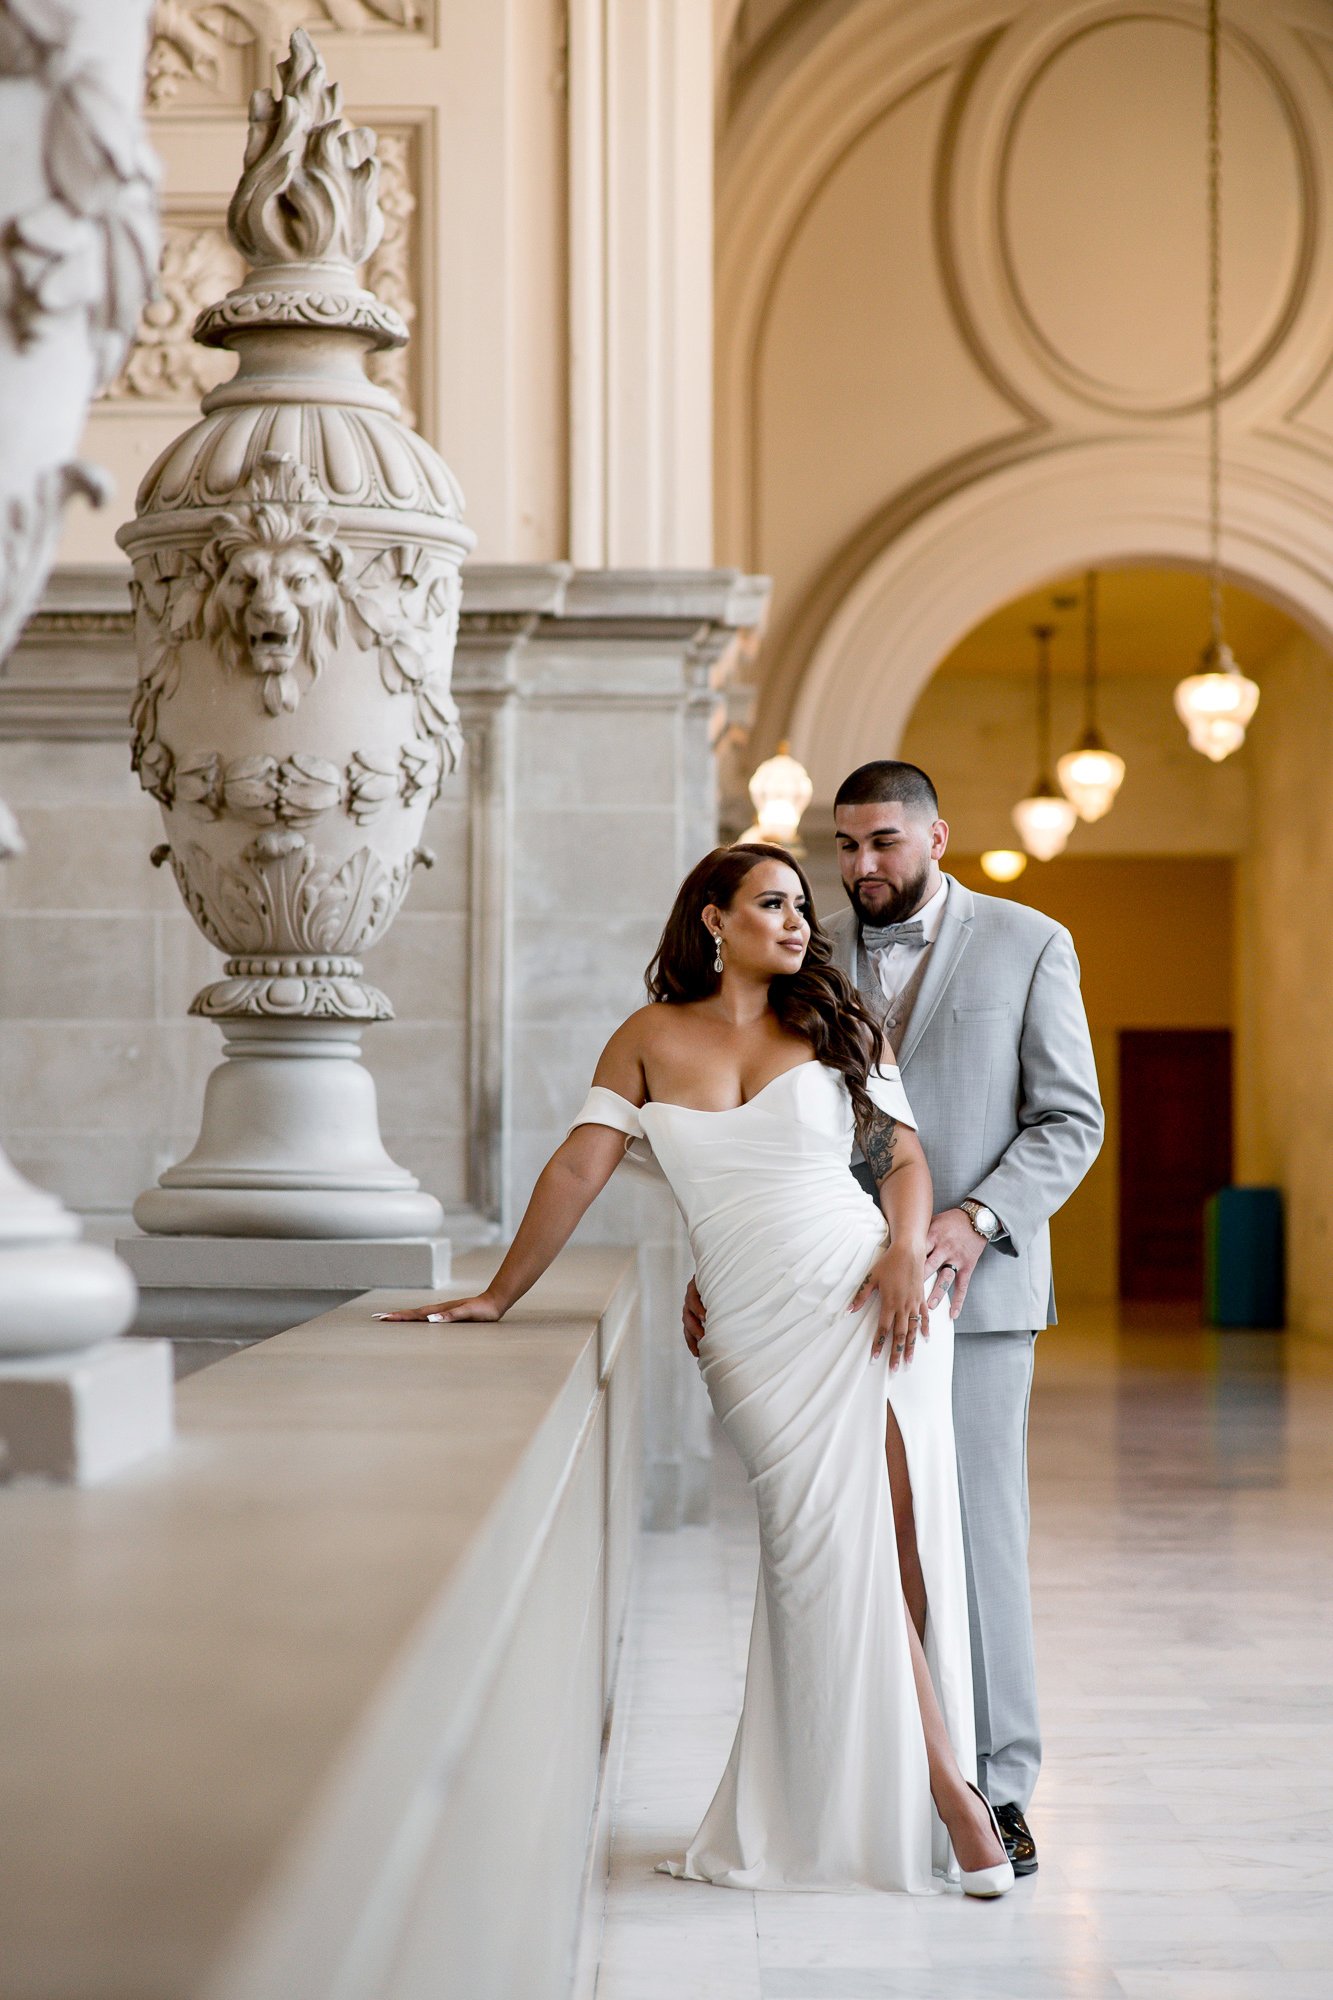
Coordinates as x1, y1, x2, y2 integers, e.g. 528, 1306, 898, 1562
713, 933, 724, 976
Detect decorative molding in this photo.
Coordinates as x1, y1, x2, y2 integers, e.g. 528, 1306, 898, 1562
193, 280, 406, 349
127, 452, 463, 800
6, 562, 771, 739
363, 130, 417, 421
342, 542, 463, 765
943, 3, 1326, 427
145, 0, 422, 107
154, 832, 417, 1017
787, 434, 1333, 801
102, 225, 244, 402
198, 454, 351, 717
134, 399, 463, 519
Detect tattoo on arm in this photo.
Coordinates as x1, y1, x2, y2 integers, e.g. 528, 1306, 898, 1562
863, 1106, 899, 1190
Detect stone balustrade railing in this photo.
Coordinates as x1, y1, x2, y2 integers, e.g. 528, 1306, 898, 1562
0, 1248, 641, 2000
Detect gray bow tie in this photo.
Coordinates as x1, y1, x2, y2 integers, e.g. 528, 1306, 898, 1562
861, 920, 927, 953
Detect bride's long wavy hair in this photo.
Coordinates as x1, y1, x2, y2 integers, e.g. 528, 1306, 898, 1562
645, 843, 885, 1136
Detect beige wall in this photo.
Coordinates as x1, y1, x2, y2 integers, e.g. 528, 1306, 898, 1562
801, 835, 1234, 1306
1237, 628, 1333, 1335
950, 856, 1234, 1305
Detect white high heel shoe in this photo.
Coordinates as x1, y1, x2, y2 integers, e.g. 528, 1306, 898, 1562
958, 1783, 1016, 1898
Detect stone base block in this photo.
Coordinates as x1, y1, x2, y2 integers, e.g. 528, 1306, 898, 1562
0, 1339, 173, 1484
117, 1235, 453, 1290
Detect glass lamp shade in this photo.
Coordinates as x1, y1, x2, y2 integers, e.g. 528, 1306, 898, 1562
736, 823, 765, 845
747, 740, 813, 848
1173, 646, 1260, 762
1056, 732, 1126, 821
980, 849, 1028, 883
1012, 780, 1078, 861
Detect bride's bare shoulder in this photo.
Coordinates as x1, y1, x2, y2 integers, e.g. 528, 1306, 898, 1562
591, 1006, 662, 1101
593, 1002, 709, 1096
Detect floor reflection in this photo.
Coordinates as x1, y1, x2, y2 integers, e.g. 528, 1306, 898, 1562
1113, 1311, 1289, 1491
595, 1303, 1333, 2000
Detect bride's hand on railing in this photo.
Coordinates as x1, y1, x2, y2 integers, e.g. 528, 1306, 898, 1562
373, 1294, 504, 1324
848, 1243, 929, 1371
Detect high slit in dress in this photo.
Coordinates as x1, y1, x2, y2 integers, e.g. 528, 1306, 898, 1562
570, 1059, 976, 1894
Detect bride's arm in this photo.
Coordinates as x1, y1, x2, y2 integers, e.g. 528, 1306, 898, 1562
375, 1019, 648, 1324
849, 1107, 935, 1370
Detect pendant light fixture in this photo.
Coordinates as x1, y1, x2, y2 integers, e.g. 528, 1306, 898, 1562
1058, 571, 1125, 820
1013, 623, 1078, 861
980, 849, 1028, 883
1173, 0, 1259, 761
739, 739, 813, 853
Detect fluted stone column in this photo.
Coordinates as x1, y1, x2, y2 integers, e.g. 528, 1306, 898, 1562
0, 0, 171, 1479
117, 31, 473, 1280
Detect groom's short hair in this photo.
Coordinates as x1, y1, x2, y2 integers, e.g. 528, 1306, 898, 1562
835, 761, 939, 820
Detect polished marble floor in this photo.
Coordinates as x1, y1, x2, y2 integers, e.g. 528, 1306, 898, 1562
593, 1307, 1333, 2000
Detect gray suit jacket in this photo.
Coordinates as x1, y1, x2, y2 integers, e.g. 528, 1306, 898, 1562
824, 877, 1104, 1332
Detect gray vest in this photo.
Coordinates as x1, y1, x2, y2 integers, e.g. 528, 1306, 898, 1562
855, 933, 933, 1061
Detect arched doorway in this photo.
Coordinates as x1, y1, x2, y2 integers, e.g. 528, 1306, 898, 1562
784, 438, 1333, 798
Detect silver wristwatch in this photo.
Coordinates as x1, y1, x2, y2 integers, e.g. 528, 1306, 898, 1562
960, 1198, 1002, 1244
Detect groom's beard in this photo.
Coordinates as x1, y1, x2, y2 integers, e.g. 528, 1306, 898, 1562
848, 859, 931, 929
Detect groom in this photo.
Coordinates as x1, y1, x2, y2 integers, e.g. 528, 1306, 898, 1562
685, 759, 1103, 1875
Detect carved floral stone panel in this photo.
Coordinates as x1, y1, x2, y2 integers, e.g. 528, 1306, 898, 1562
103, 224, 244, 402
364, 130, 417, 424
146, 0, 423, 107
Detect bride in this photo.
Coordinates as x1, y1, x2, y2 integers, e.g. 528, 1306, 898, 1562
376, 843, 1012, 1897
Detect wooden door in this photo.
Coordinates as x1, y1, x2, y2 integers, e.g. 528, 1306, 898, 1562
1118, 1029, 1233, 1301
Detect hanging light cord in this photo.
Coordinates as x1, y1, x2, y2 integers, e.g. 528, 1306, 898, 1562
1206, 0, 1224, 661
1083, 570, 1099, 734
1034, 623, 1055, 775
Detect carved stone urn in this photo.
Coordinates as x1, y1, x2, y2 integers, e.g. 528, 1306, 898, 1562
118, 29, 474, 1240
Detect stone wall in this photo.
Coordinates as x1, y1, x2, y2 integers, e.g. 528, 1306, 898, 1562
0, 563, 763, 1520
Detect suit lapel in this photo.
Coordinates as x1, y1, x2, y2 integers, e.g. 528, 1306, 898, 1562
821, 905, 858, 985
896, 875, 974, 1070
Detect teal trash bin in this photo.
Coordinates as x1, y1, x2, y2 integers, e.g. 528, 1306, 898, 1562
1204, 1186, 1284, 1328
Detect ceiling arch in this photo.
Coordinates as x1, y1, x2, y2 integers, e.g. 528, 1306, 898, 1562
788, 432, 1333, 802
715, 0, 1333, 801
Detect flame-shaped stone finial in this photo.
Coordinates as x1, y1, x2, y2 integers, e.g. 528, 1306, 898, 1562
227, 27, 384, 270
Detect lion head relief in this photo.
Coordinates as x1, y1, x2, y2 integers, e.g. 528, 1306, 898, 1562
201, 453, 350, 716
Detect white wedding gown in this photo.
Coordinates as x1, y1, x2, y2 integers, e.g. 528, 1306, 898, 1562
571, 1059, 976, 1894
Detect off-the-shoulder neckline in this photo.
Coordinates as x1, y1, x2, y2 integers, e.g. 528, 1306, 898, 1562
589, 1058, 901, 1119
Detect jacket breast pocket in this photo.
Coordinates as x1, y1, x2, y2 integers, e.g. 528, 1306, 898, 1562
953, 1004, 1010, 1021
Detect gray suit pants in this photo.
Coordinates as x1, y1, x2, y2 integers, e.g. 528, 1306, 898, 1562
849, 1164, 1041, 1808
952, 1329, 1040, 1811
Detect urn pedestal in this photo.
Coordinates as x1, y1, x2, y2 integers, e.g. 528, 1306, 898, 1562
117, 31, 474, 1268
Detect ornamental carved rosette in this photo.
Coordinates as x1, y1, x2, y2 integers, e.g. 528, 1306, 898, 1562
118, 28, 472, 1028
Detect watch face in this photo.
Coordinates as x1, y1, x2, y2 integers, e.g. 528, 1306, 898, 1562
968, 1202, 998, 1237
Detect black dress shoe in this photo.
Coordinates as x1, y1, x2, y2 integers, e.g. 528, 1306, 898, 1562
993, 1802, 1038, 1876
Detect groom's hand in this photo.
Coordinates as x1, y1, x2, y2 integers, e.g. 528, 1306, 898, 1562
925, 1208, 987, 1319
682, 1276, 707, 1357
